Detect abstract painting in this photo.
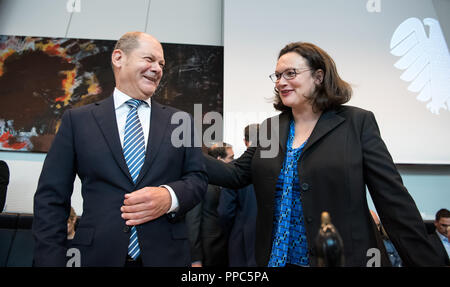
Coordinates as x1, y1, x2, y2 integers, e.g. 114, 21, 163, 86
0, 35, 223, 152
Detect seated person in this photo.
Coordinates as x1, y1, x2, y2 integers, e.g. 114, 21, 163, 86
433, 208, 450, 259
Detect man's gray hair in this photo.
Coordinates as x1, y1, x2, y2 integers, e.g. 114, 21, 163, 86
114, 31, 142, 54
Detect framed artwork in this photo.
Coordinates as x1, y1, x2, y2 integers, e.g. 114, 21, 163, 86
0, 35, 223, 152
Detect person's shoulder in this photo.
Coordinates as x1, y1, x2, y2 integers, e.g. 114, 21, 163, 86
334, 105, 374, 122
336, 105, 372, 116
0, 160, 9, 180
151, 99, 188, 116
67, 96, 111, 115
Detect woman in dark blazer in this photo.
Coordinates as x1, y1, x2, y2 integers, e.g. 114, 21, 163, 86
205, 42, 446, 267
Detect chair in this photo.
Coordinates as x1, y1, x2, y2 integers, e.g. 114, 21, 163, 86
0, 213, 19, 267
6, 214, 34, 267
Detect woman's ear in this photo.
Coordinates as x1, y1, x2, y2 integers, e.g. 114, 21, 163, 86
313, 69, 324, 85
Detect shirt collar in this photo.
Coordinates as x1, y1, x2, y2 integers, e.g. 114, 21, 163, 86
113, 87, 151, 110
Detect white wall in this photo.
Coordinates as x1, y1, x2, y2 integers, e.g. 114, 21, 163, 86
367, 165, 450, 220
222, 0, 450, 218
223, 0, 450, 164
0, 0, 223, 215
0, 0, 223, 45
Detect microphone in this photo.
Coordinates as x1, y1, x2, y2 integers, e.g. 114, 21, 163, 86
314, 211, 345, 267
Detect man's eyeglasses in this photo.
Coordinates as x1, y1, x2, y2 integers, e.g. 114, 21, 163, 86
269, 68, 311, 83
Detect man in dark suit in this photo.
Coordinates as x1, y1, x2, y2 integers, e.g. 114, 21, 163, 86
0, 160, 9, 212
186, 142, 233, 267
32, 32, 208, 267
218, 185, 257, 267
217, 124, 258, 267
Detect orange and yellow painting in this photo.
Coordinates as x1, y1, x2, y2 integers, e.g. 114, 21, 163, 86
0, 35, 223, 152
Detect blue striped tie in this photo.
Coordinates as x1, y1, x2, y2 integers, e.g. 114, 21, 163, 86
123, 99, 146, 260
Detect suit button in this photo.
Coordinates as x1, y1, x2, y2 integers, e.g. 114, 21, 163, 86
123, 226, 131, 233
301, 183, 309, 191
306, 216, 313, 223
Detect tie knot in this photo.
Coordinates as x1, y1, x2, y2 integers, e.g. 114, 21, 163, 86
126, 99, 145, 109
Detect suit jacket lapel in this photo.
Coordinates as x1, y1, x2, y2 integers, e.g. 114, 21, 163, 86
302, 108, 345, 154
276, 112, 291, 155
135, 99, 171, 186
92, 96, 133, 183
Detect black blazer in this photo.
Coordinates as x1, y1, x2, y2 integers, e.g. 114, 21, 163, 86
428, 232, 450, 265
205, 105, 446, 266
33, 96, 208, 266
218, 184, 257, 267
186, 184, 228, 266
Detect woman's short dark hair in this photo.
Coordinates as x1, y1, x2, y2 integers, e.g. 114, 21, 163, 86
273, 42, 352, 113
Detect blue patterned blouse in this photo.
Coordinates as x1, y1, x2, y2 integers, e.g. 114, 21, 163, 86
268, 120, 309, 267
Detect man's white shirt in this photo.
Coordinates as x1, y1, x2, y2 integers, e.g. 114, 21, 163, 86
113, 88, 179, 213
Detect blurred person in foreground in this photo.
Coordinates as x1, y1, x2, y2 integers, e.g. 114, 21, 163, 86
0, 160, 9, 212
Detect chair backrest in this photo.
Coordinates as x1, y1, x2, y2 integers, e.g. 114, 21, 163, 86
0, 213, 19, 267
0, 213, 35, 267
17, 213, 33, 229
0, 213, 19, 229
6, 229, 34, 267
0, 228, 15, 267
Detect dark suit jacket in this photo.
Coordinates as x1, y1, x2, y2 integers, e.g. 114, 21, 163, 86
186, 184, 228, 266
0, 160, 9, 212
428, 231, 450, 265
32, 96, 208, 267
205, 105, 446, 266
218, 184, 257, 267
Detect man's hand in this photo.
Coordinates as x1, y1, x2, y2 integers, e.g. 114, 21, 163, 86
121, 186, 172, 226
